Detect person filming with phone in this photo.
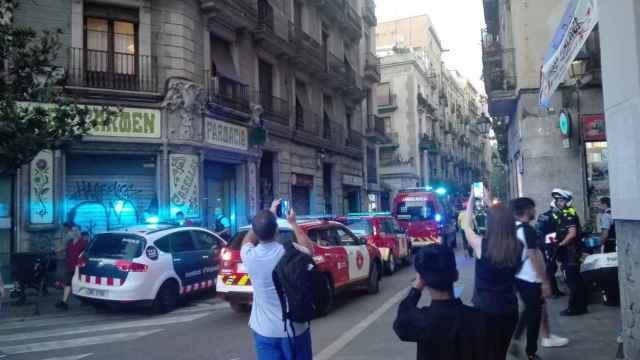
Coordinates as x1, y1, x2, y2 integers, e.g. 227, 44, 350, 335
463, 183, 523, 359
240, 199, 315, 360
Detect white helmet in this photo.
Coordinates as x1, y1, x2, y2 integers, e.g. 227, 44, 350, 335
551, 188, 573, 207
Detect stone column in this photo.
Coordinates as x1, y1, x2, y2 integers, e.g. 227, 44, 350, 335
598, 1, 640, 358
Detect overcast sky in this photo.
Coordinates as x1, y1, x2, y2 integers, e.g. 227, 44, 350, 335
376, 0, 486, 94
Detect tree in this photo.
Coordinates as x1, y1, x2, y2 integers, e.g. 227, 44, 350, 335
489, 152, 508, 202
0, 0, 101, 174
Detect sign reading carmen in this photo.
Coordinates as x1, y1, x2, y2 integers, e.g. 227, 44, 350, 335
18, 102, 161, 139
88, 107, 161, 138
205, 117, 248, 151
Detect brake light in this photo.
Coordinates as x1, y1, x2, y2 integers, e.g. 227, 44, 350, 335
115, 260, 148, 272
221, 248, 232, 261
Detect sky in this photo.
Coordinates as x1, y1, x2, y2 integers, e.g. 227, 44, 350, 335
375, 0, 487, 94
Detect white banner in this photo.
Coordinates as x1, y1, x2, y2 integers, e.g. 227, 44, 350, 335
204, 117, 248, 150
539, 0, 598, 108
169, 154, 200, 218
30, 150, 55, 224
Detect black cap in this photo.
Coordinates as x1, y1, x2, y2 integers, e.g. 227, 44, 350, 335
252, 210, 278, 241
414, 245, 459, 291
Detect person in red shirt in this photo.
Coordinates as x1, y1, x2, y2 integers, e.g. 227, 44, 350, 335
56, 225, 88, 310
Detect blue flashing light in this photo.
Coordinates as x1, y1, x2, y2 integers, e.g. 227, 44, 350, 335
145, 216, 160, 224
113, 200, 124, 214
435, 213, 443, 222
435, 187, 447, 196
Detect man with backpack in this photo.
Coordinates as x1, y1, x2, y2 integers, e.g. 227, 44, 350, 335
241, 200, 315, 360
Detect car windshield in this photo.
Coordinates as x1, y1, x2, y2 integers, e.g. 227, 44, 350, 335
396, 201, 436, 221
228, 229, 297, 250
86, 233, 146, 260
345, 219, 372, 236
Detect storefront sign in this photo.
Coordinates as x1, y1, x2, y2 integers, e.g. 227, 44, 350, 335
343, 174, 364, 187
205, 118, 249, 151
18, 102, 161, 139
583, 114, 606, 141
291, 173, 314, 187
30, 150, 54, 224
170, 154, 200, 218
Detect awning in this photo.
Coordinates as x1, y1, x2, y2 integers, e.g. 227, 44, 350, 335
210, 36, 241, 83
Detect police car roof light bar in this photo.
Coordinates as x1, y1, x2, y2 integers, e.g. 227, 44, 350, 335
399, 187, 434, 193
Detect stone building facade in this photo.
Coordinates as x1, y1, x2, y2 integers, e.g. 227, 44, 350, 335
2, 0, 379, 280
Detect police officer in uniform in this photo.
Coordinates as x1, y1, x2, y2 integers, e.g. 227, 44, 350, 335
213, 207, 231, 241
536, 203, 564, 297
551, 189, 588, 316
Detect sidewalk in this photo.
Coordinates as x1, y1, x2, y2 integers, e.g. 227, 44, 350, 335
2, 287, 89, 320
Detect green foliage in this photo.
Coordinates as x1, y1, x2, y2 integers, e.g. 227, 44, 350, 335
490, 153, 508, 202
0, 0, 99, 173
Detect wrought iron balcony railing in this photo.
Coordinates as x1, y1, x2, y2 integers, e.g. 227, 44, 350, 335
205, 72, 251, 114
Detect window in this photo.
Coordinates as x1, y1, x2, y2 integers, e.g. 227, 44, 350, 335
382, 117, 392, 134
192, 231, 219, 251
169, 231, 196, 253
154, 236, 171, 253
380, 148, 394, 164
345, 219, 373, 237
396, 201, 436, 221
377, 83, 392, 105
308, 229, 338, 247
87, 233, 145, 260
380, 220, 395, 235
85, 17, 136, 75
336, 228, 360, 246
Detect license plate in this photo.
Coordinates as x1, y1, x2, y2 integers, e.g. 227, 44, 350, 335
83, 288, 107, 297
236, 263, 246, 273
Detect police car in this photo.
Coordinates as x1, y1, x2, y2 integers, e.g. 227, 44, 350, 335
217, 218, 382, 315
72, 224, 226, 313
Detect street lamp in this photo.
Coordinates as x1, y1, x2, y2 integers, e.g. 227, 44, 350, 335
476, 113, 492, 136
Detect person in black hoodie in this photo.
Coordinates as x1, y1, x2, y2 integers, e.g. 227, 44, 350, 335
393, 244, 494, 360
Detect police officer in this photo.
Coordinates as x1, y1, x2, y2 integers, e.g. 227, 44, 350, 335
213, 207, 231, 241
536, 203, 564, 297
551, 189, 588, 316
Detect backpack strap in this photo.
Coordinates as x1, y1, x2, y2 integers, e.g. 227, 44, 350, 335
272, 269, 289, 332
516, 223, 529, 269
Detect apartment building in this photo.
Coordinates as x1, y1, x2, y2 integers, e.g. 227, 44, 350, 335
375, 15, 490, 205
481, 0, 605, 224
4, 0, 379, 272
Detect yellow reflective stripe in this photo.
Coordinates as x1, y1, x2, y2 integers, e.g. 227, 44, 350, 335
237, 275, 250, 286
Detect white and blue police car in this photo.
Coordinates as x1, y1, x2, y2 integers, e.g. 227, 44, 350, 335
72, 223, 226, 313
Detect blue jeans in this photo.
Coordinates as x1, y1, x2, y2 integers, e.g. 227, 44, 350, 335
253, 329, 312, 360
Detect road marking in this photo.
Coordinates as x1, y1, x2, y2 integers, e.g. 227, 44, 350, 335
41, 353, 93, 360
0, 313, 210, 342
172, 302, 229, 314
314, 287, 410, 360
2, 329, 162, 355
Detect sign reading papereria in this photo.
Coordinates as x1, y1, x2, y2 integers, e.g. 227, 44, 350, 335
18, 102, 161, 139
88, 107, 161, 138
205, 117, 248, 151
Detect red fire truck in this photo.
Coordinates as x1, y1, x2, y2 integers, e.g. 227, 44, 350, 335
392, 188, 446, 250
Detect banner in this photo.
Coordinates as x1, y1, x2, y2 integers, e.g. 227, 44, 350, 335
539, 0, 598, 108
169, 154, 200, 218
583, 114, 606, 141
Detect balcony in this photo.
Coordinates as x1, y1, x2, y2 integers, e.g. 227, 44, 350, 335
364, 53, 381, 83
67, 47, 158, 93
419, 134, 440, 154
325, 53, 347, 88
289, 23, 324, 74
377, 90, 398, 114
362, 0, 377, 26
381, 131, 399, 148
314, 0, 362, 39
343, 63, 365, 101
253, 0, 293, 57
342, 2, 362, 41
366, 115, 387, 143
254, 91, 290, 126
323, 116, 345, 147
346, 129, 364, 149
200, 0, 258, 31
205, 72, 251, 115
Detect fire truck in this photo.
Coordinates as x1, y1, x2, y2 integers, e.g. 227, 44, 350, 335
392, 188, 446, 249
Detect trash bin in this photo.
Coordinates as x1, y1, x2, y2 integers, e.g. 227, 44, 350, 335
581, 252, 619, 306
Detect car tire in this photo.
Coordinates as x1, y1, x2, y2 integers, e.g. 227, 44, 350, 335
230, 303, 251, 314
384, 253, 396, 275
367, 263, 381, 294
315, 275, 334, 317
152, 280, 179, 314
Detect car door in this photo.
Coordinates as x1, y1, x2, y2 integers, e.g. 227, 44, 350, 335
336, 226, 370, 281
309, 227, 349, 286
191, 230, 224, 289
389, 219, 409, 258
166, 230, 202, 293
379, 219, 398, 258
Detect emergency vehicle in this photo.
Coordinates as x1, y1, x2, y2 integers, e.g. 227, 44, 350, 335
392, 188, 446, 249
216, 218, 382, 315
72, 224, 226, 313
338, 213, 411, 275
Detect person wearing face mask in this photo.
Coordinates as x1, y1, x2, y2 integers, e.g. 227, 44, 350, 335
550, 189, 588, 316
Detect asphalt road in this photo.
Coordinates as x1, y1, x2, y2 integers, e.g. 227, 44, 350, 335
0, 250, 620, 360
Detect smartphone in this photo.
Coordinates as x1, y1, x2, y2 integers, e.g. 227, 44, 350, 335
472, 182, 484, 198
276, 200, 290, 218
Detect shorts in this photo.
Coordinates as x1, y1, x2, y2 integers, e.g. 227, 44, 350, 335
63, 271, 74, 286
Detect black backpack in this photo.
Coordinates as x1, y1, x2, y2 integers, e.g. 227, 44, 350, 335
272, 241, 321, 327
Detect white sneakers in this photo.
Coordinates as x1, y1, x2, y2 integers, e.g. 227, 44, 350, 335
541, 334, 570, 348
